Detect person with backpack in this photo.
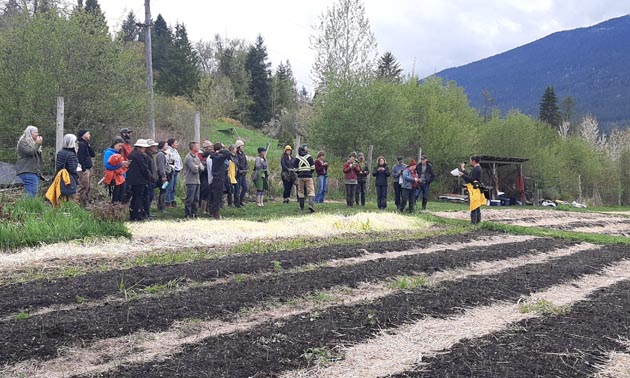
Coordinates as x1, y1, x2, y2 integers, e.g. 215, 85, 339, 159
399, 159, 420, 213
294, 144, 316, 212
103, 138, 130, 203
314, 151, 329, 203
372, 156, 390, 209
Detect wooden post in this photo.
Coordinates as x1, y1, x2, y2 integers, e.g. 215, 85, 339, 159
194, 111, 201, 143
295, 135, 301, 149
55, 96, 64, 154
578, 174, 582, 202
144, 0, 156, 140
366, 145, 374, 188
417, 147, 422, 163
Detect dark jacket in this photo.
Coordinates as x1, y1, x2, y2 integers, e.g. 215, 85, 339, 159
315, 159, 328, 176
461, 165, 482, 185
77, 138, 95, 170
126, 148, 153, 186
294, 151, 315, 178
236, 150, 249, 176
415, 162, 435, 184
146, 151, 158, 183
281, 154, 294, 172
56, 148, 79, 182
357, 160, 369, 183
211, 150, 232, 179
372, 164, 390, 186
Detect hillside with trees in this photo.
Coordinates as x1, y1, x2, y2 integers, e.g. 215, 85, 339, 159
433, 15, 630, 133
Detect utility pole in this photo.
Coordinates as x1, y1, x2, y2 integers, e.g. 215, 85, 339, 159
142, 0, 156, 140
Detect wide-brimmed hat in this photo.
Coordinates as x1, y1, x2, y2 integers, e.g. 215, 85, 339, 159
134, 139, 151, 147
235, 140, 245, 148
146, 139, 158, 146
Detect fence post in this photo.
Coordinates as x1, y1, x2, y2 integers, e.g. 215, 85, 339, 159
55, 96, 64, 155
417, 147, 422, 162
295, 135, 301, 149
194, 111, 201, 143
366, 145, 374, 189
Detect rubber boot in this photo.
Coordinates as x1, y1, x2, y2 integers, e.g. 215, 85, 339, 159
422, 199, 427, 210
200, 200, 208, 215
308, 197, 315, 213
299, 197, 305, 211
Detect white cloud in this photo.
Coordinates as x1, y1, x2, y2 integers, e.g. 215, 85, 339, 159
99, 0, 629, 91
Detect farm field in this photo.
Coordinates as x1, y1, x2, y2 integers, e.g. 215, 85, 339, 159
1, 207, 630, 377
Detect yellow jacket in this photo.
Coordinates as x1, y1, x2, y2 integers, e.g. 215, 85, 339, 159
227, 160, 237, 184
45, 169, 71, 208
466, 183, 486, 212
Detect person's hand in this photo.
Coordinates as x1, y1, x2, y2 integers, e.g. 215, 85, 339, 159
458, 172, 463, 177
460, 162, 466, 171
123, 160, 131, 168
35, 136, 43, 144
162, 177, 167, 182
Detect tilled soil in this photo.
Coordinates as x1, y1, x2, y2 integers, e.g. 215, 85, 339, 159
395, 279, 630, 378
0, 233, 482, 317
88, 245, 628, 378
0, 236, 568, 365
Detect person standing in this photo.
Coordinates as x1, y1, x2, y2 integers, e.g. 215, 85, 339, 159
199, 140, 213, 213
234, 139, 249, 207
253, 147, 269, 206
280, 145, 295, 204
372, 156, 390, 210
155, 141, 171, 212
343, 152, 361, 207
356, 152, 369, 206
314, 151, 328, 203
415, 156, 435, 211
119, 128, 133, 161
392, 156, 406, 208
165, 138, 183, 207
103, 138, 130, 203
208, 143, 232, 219
399, 159, 419, 213
226, 145, 238, 207
459, 156, 485, 224
144, 139, 159, 220
15, 125, 43, 198
126, 139, 153, 221
294, 144, 316, 212
76, 129, 95, 206
55, 134, 80, 201
184, 142, 205, 219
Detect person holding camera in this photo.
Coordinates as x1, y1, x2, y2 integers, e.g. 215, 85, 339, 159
343, 152, 361, 207
16, 126, 44, 197
399, 159, 420, 213
372, 156, 390, 209
355, 152, 369, 206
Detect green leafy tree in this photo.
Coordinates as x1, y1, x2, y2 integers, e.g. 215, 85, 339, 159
376, 51, 402, 82
245, 34, 272, 126
539, 85, 561, 129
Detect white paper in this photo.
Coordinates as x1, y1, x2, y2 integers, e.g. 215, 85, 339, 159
450, 168, 461, 177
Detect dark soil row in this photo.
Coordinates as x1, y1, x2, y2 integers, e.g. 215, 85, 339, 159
393, 278, 630, 377
89, 245, 630, 378
0, 232, 485, 317
0, 237, 568, 365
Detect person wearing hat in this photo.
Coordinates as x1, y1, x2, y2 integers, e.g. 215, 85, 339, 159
294, 144, 316, 212
355, 152, 369, 206
392, 156, 406, 208
253, 147, 269, 206
103, 137, 130, 203
76, 129, 95, 206
314, 150, 329, 203
415, 155, 435, 210
343, 152, 361, 207
459, 156, 485, 224
119, 128, 133, 161
280, 145, 296, 204
233, 139, 249, 207
399, 159, 420, 213
143, 139, 159, 219
155, 141, 171, 212
126, 139, 153, 221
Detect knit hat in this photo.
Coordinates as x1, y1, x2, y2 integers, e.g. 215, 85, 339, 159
349, 151, 357, 158
397, 156, 403, 162
120, 128, 132, 134
420, 155, 428, 161
284, 145, 292, 151
257, 147, 266, 154
111, 137, 125, 148
408, 159, 417, 167
235, 140, 245, 148
202, 140, 213, 148
358, 152, 365, 159
77, 129, 89, 139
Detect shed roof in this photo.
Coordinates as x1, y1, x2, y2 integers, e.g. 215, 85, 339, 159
478, 155, 529, 165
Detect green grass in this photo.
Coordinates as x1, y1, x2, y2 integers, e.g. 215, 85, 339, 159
519, 299, 571, 315
388, 274, 430, 289
205, 119, 281, 160
15, 311, 29, 320
480, 221, 630, 245
0, 198, 130, 251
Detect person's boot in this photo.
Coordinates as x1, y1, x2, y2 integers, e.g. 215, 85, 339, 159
283, 198, 289, 204
200, 200, 208, 214
422, 199, 427, 210
308, 197, 315, 213
299, 197, 305, 211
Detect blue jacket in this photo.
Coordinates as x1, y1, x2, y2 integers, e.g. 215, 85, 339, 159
392, 163, 407, 183
401, 168, 418, 190
103, 148, 122, 170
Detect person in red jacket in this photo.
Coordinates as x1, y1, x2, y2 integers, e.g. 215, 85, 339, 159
342, 152, 361, 207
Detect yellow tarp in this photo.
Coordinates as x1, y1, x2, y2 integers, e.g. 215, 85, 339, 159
466, 183, 486, 211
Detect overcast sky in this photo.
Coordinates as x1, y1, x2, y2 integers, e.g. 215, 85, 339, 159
100, 0, 629, 92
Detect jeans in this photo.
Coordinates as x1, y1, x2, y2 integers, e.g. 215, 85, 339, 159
471, 207, 481, 224
417, 182, 430, 209
376, 185, 388, 209
355, 181, 366, 206
165, 171, 179, 204
399, 188, 416, 213
234, 174, 248, 206
18, 173, 39, 198
130, 184, 147, 221
282, 178, 294, 201
315, 175, 328, 203
393, 182, 402, 207
144, 182, 156, 216
185, 184, 200, 217
345, 184, 356, 206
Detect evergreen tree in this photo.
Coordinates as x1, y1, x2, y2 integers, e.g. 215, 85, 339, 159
151, 14, 172, 74
119, 11, 139, 43
245, 34, 272, 126
376, 51, 403, 82
272, 60, 297, 116
539, 86, 561, 129
170, 23, 200, 97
